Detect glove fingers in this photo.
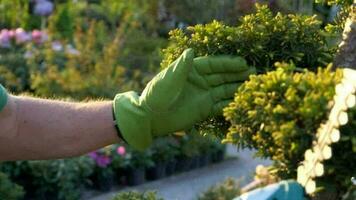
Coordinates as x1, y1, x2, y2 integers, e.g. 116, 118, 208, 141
141, 49, 194, 108
210, 83, 240, 102
205, 67, 255, 86
194, 56, 248, 74
170, 48, 195, 77
212, 99, 233, 116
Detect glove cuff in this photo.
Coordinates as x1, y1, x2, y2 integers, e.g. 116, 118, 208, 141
0, 84, 8, 113
113, 91, 152, 150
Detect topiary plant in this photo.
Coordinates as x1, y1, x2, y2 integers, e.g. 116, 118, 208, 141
223, 63, 355, 197
161, 4, 333, 72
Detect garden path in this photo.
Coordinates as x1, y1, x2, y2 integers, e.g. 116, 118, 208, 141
86, 145, 271, 200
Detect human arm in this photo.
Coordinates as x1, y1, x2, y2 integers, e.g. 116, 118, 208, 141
0, 94, 120, 161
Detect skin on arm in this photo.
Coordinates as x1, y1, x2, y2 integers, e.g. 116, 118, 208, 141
0, 95, 120, 161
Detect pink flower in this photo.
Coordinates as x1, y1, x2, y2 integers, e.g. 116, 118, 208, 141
97, 156, 112, 168
32, 30, 48, 44
8, 30, 15, 38
116, 146, 126, 156
0, 29, 11, 48
15, 28, 31, 44
89, 152, 98, 160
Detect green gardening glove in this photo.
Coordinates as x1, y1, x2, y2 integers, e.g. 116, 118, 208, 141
113, 49, 255, 150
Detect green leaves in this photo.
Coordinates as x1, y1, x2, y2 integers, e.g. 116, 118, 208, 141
223, 64, 356, 195
224, 65, 342, 171
161, 4, 333, 72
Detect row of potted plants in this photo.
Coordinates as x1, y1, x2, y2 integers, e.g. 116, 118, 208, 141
88, 132, 227, 191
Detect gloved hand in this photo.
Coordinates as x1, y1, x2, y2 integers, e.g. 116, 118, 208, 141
113, 49, 255, 150
0, 84, 8, 112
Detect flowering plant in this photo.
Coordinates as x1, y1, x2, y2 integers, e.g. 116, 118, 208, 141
0, 28, 48, 48
89, 146, 113, 168
111, 144, 128, 170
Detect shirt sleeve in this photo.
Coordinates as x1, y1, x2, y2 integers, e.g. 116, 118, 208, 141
0, 84, 8, 112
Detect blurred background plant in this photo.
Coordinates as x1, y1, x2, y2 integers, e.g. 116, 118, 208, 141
197, 177, 242, 200
112, 190, 163, 200
0, 172, 24, 200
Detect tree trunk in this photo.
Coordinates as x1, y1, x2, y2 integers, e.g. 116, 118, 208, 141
332, 3, 356, 69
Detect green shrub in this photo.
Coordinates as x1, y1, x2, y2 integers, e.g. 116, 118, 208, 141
161, 4, 333, 72
112, 190, 163, 200
0, 46, 29, 92
29, 21, 130, 100
1, 157, 94, 200
27, 156, 94, 200
148, 137, 179, 164
223, 63, 355, 195
0, 172, 24, 200
197, 177, 241, 200
0, 0, 30, 29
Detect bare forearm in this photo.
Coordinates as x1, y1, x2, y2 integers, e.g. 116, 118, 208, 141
0, 95, 120, 161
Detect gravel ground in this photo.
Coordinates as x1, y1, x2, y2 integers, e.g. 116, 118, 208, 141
86, 145, 271, 200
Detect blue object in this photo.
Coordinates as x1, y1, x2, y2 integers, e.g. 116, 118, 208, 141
234, 180, 305, 200
0, 84, 8, 112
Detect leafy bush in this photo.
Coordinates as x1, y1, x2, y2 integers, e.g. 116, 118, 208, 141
0, 172, 24, 200
0, 29, 48, 93
112, 190, 163, 200
223, 63, 355, 195
148, 137, 179, 164
27, 156, 94, 200
29, 21, 130, 99
198, 177, 241, 200
1, 157, 94, 200
161, 4, 333, 72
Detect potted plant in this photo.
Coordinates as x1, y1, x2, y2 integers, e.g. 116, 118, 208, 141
175, 132, 200, 172
146, 137, 178, 180
111, 144, 127, 185
210, 140, 226, 163
89, 146, 115, 191
122, 147, 154, 186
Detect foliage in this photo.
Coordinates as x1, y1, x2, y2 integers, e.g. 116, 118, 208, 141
121, 146, 154, 169
0, 157, 94, 200
29, 21, 129, 99
112, 190, 163, 200
0, 28, 48, 92
26, 156, 94, 200
161, 4, 333, 72
315, 0, 353, 7
0, 172, 24, 200
197, 177, 241, 200
148, 137, 180, 163
48, 3, 76, 40
0, 0, 30, 29
223, 63, 355, 194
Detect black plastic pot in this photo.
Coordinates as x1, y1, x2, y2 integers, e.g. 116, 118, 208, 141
98, 176, 114, 191
190, 156, 200, 169
166, 160, 177, 176
199, 154, 211, 167
176, 157, 192, 172
94, 170, 114, 192
116, 168, 126, 185
126, 167, 145, 186
146, 162, 167, 181
212, 150, 225, 163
